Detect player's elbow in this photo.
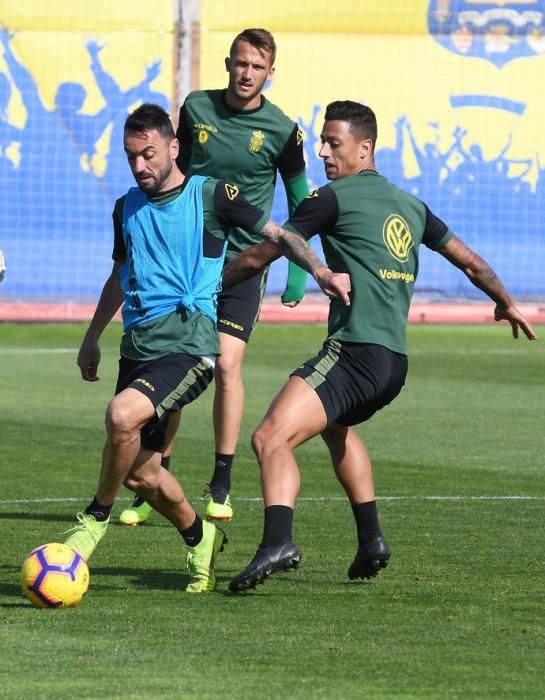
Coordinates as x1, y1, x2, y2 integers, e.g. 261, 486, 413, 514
464, 253, 490, 283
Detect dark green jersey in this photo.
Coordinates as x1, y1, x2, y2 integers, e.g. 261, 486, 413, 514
285, 170, 453, 354
176, 89, 306, 260
111, 177, 268, 360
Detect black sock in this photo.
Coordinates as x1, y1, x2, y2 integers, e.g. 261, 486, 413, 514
261, 505, 294, 547
85, 496, 112, 522
351, 501, 381, 544
130, 495, 146, 508
161, 455, 171, 471
209, 453, 233, 495
179, 514, 203, 548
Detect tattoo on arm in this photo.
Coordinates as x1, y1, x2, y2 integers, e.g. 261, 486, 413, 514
471, 263, 511, 306
441, 235, 512, 307
260, 221, 323, 275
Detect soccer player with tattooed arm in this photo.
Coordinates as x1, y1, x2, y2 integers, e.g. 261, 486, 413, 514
220, 100, 537, 593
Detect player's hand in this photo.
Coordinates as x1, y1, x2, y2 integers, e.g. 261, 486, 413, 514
314, 267, 351, 306
281, 299, 300, 308
494, 304, 538, 341
77, 338, 101, 381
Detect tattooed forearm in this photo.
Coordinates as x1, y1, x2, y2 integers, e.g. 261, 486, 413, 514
222, 240, 280, 288
468, 261, 511, 307
440, 235, 513, 307
259, 221, 325, 276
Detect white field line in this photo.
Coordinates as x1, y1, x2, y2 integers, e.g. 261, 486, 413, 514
1, 495, 544, 506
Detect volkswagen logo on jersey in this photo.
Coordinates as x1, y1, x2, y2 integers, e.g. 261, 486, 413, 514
382, 214, 414, 263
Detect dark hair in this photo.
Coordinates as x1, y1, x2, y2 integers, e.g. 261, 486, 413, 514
124, 103, 175, 139
230, 28, 276, 64
324, 101, 377, 145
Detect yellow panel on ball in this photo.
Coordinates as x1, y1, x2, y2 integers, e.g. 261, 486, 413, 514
20, 543, 90, 609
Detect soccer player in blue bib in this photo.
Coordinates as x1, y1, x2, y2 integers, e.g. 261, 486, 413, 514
61, 103, 348, 593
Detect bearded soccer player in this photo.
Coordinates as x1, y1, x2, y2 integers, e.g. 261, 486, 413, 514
60, 103, 348, 593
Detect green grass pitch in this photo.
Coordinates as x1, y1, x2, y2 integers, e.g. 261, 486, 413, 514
0, 321, 544, 698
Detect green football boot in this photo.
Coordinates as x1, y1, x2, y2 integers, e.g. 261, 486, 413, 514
119, 497, 154, 526
203, 486, 233, 522
185, 520, 227, 593
64, 512, 109, 562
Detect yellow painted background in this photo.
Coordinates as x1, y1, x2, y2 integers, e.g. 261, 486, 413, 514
0, 0, 174, 122
2, 0, 543, 167
199, 0, 545, 173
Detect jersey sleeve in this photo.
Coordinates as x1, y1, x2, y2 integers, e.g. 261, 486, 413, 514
112, 196, 126, 261
284, 185, 339, 240
175, 101, 192, 173
284, 171, 309, 217
421, 203, 454, 250
277, 123, 306, 182
281, 172, 311, 303
212, 180, 269, 233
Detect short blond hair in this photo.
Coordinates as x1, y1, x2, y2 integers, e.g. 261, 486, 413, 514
230, 28, 276, 64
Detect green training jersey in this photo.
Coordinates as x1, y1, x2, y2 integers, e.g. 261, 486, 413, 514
111, 177, 268, 360
176, 89, 306, 260
285, 170, 453, 354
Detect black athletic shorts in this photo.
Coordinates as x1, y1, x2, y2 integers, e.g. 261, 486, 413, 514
115, 353, 214, 452
291, 340, 408, 428
217, 269, 268, 343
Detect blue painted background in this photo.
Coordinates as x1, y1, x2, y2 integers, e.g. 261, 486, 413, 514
1, 9, 544, 305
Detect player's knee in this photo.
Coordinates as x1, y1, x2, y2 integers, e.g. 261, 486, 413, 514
215, 353, 243, 388
250, 429, 262, 459
215, 366, 242, 391
251, 423, 280, 462
105, 400, 138, 443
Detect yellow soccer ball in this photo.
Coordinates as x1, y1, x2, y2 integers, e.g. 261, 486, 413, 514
20, 543, 90, 608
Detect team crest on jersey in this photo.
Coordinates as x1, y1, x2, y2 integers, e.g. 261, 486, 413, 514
194, 122, 217, 144
296, 128, 304, 146
382, 214, 414, 263
248, 130, 265, 153
427, 0, 545, 67
225, 183, 239, 200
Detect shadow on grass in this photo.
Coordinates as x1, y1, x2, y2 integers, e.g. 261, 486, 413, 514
1, 563, 302, 607
0, 567, 192, 607
2, 564, 234, 597
93, 567, 240, 593
89, 565, 191, 590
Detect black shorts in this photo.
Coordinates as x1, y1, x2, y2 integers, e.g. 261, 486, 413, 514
217, 269, 268, 343
291, 340, 408, 428
116, 353, 214, 452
